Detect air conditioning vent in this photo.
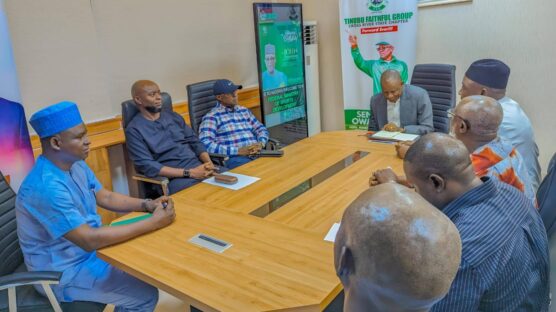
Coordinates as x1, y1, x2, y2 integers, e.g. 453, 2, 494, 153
303, 21, 317, 45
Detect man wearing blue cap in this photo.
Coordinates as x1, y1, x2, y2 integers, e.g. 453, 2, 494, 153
126, 80, 217, 194
16, 101, 176, 311
262, 44, 288, 91
460, 59, 541, 192
348, 35, 408, 95
199, 79, 269, 169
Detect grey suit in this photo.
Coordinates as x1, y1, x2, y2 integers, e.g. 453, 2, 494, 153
368, 84, 434, 135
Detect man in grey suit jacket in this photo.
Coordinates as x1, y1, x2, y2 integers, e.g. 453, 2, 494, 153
368, 70, 434, 135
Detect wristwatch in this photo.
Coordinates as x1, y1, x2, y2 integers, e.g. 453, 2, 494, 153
183, 168, 190, 178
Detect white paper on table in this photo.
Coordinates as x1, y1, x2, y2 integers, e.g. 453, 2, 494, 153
371, 131, 419, 142
393, 133, 419, 141
202, 172, 260, 190
371, 130, 399, 139
324, 223, 341, 242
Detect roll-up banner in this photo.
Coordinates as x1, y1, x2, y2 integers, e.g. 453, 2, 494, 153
340, 0, 418, 130
253, 3, 308, 145
0, 0, 34, 191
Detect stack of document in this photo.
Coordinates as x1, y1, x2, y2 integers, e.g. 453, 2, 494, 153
369, 131, 419, 142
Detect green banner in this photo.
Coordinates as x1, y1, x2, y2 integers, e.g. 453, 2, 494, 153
340, 0, 418, 130
344, 109, 371, 130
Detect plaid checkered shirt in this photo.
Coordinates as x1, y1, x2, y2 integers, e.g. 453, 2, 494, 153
199, 102, 269, 156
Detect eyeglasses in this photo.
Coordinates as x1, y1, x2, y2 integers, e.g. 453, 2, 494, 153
447, 108, 470, 128
376, 46, 392, 51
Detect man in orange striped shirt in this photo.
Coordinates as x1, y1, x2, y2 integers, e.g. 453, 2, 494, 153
449, 95, 536, 205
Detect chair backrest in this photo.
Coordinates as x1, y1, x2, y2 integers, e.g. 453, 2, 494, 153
121, 92, 173, 129
410, 64, 456, 133
0, 170, 22, 276
538, 153, 556, 237
186, 79, 219, 134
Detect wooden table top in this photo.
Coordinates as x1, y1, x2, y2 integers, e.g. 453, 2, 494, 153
174, 136, 367, 215
98, 202, 341, 312
266, 151, 403, 237
98, 131, 404, 311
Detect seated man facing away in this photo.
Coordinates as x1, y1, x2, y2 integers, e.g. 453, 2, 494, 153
371, 133, 549, 311
450, 95, 536, 204
460, 59, 541, 191
126, 80, 217, 194
16, 102, 176, 310
368, 70, 434, 135
199, 79, 269, 169
334, 183, 462, 312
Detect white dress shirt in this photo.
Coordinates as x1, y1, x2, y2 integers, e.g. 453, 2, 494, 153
386, 99, 400, 127
498, 96, 541, 191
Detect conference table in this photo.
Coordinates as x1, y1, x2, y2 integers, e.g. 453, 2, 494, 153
98, 131, 404, 312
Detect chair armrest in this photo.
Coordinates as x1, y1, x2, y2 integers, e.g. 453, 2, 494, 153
132, 174, 169, 185
266, 138, 281, 151
132, 174, 170, 196
0, 271, 62, 289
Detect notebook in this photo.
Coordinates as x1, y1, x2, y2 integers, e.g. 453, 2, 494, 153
370, 131, 419, 142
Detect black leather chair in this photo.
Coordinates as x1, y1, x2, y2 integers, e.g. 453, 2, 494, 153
186, 80, 279, 149
410, 64, 457, 133
186, 80, 219, 135
538, 153, 556, 238
0, 171, 105, 312
121, 92, 227, 198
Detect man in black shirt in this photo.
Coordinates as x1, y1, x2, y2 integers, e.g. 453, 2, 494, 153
125, 80, 216, 194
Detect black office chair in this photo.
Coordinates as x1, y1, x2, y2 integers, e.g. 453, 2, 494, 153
538, 153, 556, 238
186, 80, 279, 149
410, 64, 457, 133
121, 92, 227, 198
0, 171, 105, 312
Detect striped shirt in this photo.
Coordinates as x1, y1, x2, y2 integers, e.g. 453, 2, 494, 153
471, 138, 536, 206
431, 177, 550, 311
199, 103, 269, 156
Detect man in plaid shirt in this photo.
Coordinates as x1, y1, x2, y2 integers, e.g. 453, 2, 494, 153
199, 79, 269, 169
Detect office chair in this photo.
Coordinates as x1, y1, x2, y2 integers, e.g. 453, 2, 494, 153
121, 92, 227, 198
186, 80, 280, 150
410, 64, 457, 133
0, 171, 105, 312
538, 153, 556, 238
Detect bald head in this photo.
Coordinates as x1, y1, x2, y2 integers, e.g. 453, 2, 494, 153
335, 183, 462, 311
381, 70, 404, 102
131, 80, 158, 99
456, 95, 502, 135
131, 80, 162, 116
403, 133, 481, 209
451, 95, 502, 152
381, 70, 402, 85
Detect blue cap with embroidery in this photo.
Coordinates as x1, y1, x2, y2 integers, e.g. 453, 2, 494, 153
213, 79, 243, 96
30, 101, 84, 138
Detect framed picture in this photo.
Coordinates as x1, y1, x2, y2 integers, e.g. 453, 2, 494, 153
418, 0, 472, 8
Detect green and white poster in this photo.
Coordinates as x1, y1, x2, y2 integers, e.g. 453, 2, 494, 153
340, 0, 418, 130
254, 3, 308, 145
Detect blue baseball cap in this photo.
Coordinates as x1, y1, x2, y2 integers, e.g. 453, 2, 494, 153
213, 79, 243, 96
30, 101, 84, 138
